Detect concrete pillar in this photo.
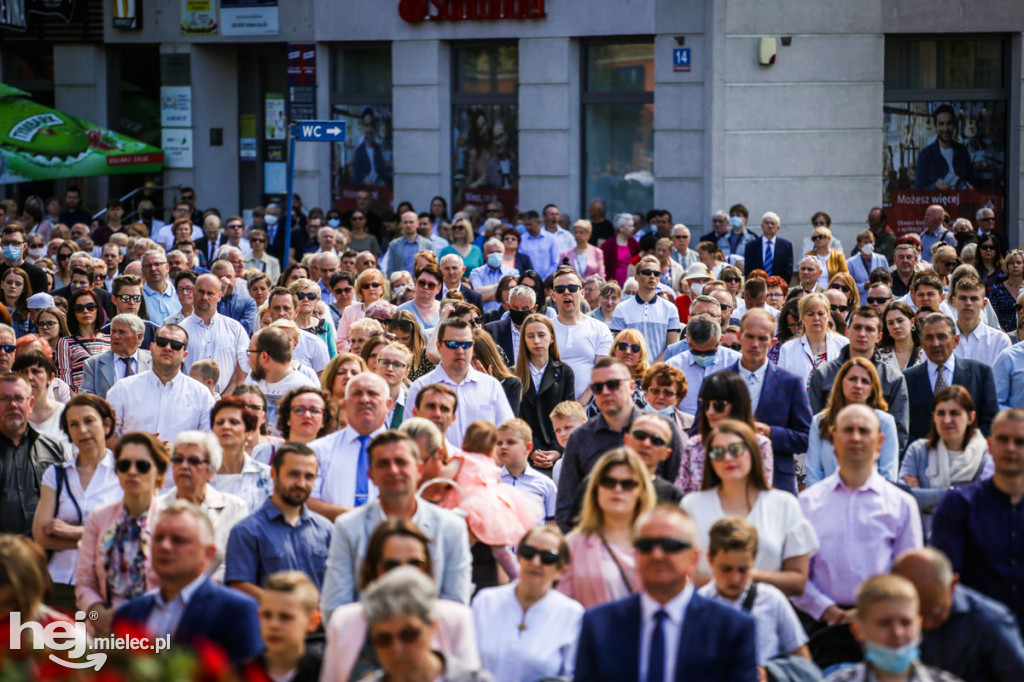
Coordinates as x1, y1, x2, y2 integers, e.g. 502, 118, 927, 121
54, 44, 110, 211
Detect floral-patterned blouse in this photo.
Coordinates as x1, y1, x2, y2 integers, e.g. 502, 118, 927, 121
104, 507, 150, 604
675, 432, 775, 495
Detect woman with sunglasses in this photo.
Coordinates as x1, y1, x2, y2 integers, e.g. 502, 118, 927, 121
338, 268, 387, 352
56, 288, 109, 393
397, 263, 443, 335
719, 265, 744, 302
513, 314, 576, 468
54, 241, 78, 288
557, 447, 655, 609
32, 394, 122, 610
231, 384, 283, 456
675, 371, 774, 494
777, 292, 849, 384
988, 248, 1024, 332
977, 235, 1006, 293
682, 420, 817, 596
2, 267, 32, 337
806, 358, 899, 486
210, 397, 273, 512
320, 353, 367, 431
388, 310, 435, 382
473, 525, 584, 682
76, 432, 168, 633
501, 226, 534, 276
472, 328, 522, 415
440, 217, 484, 272
289, 278, 337, 359
252, 387, 332, 466
828, 271, 860, 325
877, 301, 925, 372
322, 519, 480, 682
805, 223, 847, 289
585, 329, 649, 417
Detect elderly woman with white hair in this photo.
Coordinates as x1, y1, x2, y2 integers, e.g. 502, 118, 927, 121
157, 430, 249, 582
600, 213, 640, 286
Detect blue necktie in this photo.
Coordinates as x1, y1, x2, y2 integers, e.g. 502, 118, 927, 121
648, 609, 667, 682
764, 240, 774, 274
355, 434, 371, 507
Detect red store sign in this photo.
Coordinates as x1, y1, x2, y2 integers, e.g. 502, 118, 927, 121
399, 0, 546, 23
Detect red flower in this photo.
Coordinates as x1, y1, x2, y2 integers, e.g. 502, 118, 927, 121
192, 637, 231, 681
110, 619, 156, 657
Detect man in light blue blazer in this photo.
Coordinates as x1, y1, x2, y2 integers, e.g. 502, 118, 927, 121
319, 430, 471, 621
80, 313, 153, 399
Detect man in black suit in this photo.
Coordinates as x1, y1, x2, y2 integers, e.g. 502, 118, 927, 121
263, 204, 288, 264
743, 211, 793, 280
483, 284, 536, 368
438, 253, 483, 311
904, 313, 997, 442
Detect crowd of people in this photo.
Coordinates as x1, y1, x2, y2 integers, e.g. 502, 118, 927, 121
0, 186, 1023, 681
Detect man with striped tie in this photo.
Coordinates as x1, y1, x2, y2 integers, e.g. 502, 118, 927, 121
743, 211, 794, 281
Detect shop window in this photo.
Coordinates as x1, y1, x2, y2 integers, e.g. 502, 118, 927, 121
330, 46, 393, 213
582, 41, 654, 218
452, 44, 518, 218
883, 37, 1008, 237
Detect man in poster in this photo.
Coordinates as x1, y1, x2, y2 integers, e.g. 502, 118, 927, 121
914, 104, 974, 190
352, 108, 390, 186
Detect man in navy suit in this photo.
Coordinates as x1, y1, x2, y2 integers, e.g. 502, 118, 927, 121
113, 500, 263, 664
724, 309, 812, 493
574, 505, 757, 681
438, 253, 483, 311
484, 284, 537, 367
743, 211, 793, 281
904, 313, 997, 442
352, 108, 390, 186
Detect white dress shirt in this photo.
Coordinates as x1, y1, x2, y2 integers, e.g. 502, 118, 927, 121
107, 370, 216, 441
309, 424, 386, 507
404, 365, 515, 448
639, 584, 694, 682
146, 573, 208, 639
113, 350, 142, 381
926, 356, 956, 393
179, 312, 250, 393
762, 236, 776, 266
737, 360, 770, 413
954, 320, 1011, 365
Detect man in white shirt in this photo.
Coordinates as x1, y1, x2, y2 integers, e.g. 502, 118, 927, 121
574, 505, 757, 681
667, 314, 740, 416
107, 324, 215, 440
550, 267, 613, 402
244, 326, 320, 432
542, 204, 575, 255
951, 274, 1009, 365
81, 313, 153, 399
179, 274, 250, 396
265, 287, 330, 377
404, 317, 514, 448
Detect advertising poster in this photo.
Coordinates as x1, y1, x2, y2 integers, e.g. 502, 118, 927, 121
181, 0, 217, 35
160, 86, 192, 127
161, 128, 193, 168
452, 103, 518, 216
883, 100, 1006, 236
0, 83, 163, 183
265, 93, 286, 140
221, 0, 278, 36
331, 104, 393, 212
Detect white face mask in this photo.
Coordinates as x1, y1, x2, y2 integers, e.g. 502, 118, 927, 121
264, 214, 279, 226
861, 243, 874, 256
690, 282, 704, 296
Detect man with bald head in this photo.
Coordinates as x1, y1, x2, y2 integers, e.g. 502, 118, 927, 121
210, 259, 257, 335
920, 204, 956, 262
892, 547, 1024, 681
793, 404, 922, 629
308, 371, 393, 520
381, 210, 433, 275
179, 273, 250, 396
315, 251, 341, 302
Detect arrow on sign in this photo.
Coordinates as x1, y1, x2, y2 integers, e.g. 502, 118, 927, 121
327, 126, 342, 135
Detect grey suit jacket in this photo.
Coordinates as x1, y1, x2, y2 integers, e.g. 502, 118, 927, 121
81, 349, 153, 399
319, 497, 471, 620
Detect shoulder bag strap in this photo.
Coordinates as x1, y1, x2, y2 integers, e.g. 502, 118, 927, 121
741, 582, 758, 612
598, 532, 634, 595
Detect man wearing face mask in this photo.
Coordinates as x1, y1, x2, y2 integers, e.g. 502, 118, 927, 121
0, 224, 48, 295
666, 313, 740, 417
717, 203, 758, 259
664, 295, 722, 361
484, 285, 537, 366
262, 203, 287, 263
25, 235, 46, 265
470, 238, 519, 313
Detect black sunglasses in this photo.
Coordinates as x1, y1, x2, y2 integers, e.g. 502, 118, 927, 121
171, 456, 208, 467
690, 348, 717, 357
616, 342, 642, 354
154, 336, 187, 351
73, 302, 98, 313
296, 291, 318, 301
629, 429, 668, 447
829, 283, 851, 293
371, 625, 423, 649
553, 284, 581, 294
637, 269, 660, 278
116, 458, 153, 474
518, 543, 561, 566
831, 304, 849, 314
866, 296, 891, 305
722, 276, 741, 284
634, 537, 693, 554
598, 476, 640, 492
705, 399, 729, 413
380, 558, 427, 572
590, 379, 623, 394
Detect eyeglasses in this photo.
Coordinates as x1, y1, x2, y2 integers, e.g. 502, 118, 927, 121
705, 399, 729, 413
371, 625, 423, 649
0, 393, 27, 404
616, 342, 642, 353
722, 276, 741, 284
36, 321, 57, 330
553, 284, 581, 294
116, 294, 142, 303
812, 235, 829, 241
296, 291, 319, 301
518, 543, 561, 566
378, 359, 408, 370
637, 269, 659, 278
116, 458, 153, 474
866, 296, 891, 305
441, 340, 473, 350
417, 279, 439, 289
170, 455, 208, 467
634, 537, 693, 554
629, 429, 668, 447
361, 281, 383, 290
726, 342, 741, 351
73, 302, 98, 313
291, 405, 324, 416
590, 379, 623, 394
708, 443, 749, 461
154, 336, 187, 351
829, 283, 851, 293
451, 224, 466, 231
598, 476, 640, 491
486, 208, 502, 214
831, 304, 849, 314
380, 558, 426, 572
647, 387, 677, 399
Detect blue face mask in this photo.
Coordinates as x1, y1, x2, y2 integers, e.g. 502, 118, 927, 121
643, 403, 676, 418
729, 216, 744, 230
487, 252, 503, 269
864, 639, 920, 675
1, 246, 21, 261
693, 351, 717, 368
328, 218, 341, 228
119, 247, 128, 256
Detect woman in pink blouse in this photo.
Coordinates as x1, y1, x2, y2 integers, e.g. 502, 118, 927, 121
560, 219, 605, 280
599, 214, 640, 286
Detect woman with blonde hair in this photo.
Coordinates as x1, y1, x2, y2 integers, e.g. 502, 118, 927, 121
337, 268, 388, 352
777, 292, 850, 383
288, 278, 336, 358
439, 217, 484, 271
556, 447, 656, 609
585, 329, 650, 417
560, 219, 605, 280
806, 357, 899, 485
805, 223, 848, 288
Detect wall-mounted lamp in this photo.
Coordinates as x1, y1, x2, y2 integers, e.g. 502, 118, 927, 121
758, 36, 778, 66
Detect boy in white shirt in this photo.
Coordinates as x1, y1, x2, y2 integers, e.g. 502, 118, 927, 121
496, 419, 556, 524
